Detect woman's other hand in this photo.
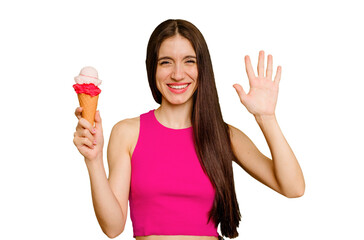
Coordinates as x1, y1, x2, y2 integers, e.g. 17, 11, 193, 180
233, 50, 281, 117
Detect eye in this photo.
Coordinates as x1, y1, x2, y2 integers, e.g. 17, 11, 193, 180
159, 61, 170, 65
186, 59, 196, 64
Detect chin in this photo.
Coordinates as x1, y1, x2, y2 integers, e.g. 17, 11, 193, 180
163, 95, 194, 106
168, 99, 189, 105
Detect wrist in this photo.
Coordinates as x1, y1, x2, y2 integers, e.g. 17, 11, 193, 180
84, 153, 104, 169
254, 114, 276, 122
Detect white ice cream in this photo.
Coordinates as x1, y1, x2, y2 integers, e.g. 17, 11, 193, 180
74, 66, 102, 86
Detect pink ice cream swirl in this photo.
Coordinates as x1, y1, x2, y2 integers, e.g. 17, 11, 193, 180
73, 83, 101, 97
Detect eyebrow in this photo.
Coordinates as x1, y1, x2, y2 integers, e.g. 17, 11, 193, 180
157, 55, 197, 61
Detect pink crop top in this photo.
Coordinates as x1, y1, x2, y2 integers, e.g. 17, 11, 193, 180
129, 109, 219, 238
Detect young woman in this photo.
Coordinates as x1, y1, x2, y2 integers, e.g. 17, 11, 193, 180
73, 19, 305, 240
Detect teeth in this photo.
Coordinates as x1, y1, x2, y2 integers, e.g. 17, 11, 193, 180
168, 84, 189, 89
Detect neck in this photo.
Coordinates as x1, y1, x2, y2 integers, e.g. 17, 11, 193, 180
155, 99, 193, 129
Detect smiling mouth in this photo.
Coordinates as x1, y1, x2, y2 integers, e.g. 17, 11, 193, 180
167, 83, 190, 89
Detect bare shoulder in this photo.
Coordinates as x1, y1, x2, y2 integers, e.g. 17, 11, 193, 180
227, 123, 256, 146
227, 123, 249, 139
111, 116, 140, 158
112, 115, 140, 133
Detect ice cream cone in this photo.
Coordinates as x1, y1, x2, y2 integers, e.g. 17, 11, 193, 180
77, 93, 99, 125
73, 66, 101, 125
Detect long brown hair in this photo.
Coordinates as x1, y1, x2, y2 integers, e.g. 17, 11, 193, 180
146, 19, 241, 238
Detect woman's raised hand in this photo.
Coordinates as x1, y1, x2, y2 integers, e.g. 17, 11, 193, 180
233, 50, 282, 117
73, 107, 104, 162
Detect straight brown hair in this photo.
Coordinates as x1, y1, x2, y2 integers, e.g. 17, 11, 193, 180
146, 19, 241, 238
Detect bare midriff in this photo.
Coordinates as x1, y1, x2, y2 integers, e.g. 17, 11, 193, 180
136, 236, 219, 240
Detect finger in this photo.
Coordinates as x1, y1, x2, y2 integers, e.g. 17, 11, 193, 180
73, 135, 81, 147
73, 132, 79, 147
233, 84, 247, 104
77, 118, 95, 135
75, 107, 83, 120
75, 127, 96, 144
244, 55, 255, 82
266, 54, 273, 80
73, 131, 80, 139
274, 66, 282, 86
81, 128, 95, 143
257, 50, 265, 77
80, 137, 95, 149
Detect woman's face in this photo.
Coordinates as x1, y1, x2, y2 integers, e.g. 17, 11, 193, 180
156, 34, 198, 106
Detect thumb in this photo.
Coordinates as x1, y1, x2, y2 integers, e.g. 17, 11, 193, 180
94, 110, 102, 130
233, 84, 247, 104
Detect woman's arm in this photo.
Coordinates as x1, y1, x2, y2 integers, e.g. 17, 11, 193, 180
87, 118, 133, 238
228, 121, 304, 198
74, 108, 128, 238
231, 51, 305, 197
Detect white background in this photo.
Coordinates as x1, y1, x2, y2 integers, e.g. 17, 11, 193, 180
1, 0, 363, 239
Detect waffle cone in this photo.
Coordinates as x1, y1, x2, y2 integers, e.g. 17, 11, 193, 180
77, 93, 99, 126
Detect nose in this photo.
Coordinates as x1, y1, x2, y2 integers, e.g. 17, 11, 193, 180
171, 63, 185, 81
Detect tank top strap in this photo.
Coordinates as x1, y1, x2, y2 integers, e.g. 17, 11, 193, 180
137, 109, 153, 137
131, 109, 153, 162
